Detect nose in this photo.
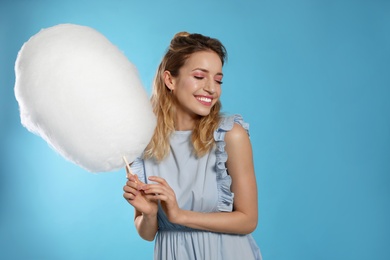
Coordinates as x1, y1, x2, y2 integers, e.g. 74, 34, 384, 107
203, 80, 216, 94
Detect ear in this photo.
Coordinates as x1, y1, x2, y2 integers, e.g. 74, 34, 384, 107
163, 70, 175, 91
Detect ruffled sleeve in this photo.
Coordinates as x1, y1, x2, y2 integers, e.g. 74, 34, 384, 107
213, 114, 250, 212
129, 156, 146, 183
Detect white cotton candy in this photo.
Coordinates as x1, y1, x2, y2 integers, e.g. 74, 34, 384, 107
14, 24, 156, 173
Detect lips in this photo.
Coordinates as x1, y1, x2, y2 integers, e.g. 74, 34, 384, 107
195, 95, 213, 106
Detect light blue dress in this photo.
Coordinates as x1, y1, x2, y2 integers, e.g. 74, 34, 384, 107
132, 115, 262, 260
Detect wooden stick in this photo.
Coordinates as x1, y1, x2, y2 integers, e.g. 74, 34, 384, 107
122, 155, 134, 176
122, 156, 139, 184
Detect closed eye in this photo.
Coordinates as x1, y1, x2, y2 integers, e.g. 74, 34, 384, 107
215, 80, 223, 84
194, 76, 204, 80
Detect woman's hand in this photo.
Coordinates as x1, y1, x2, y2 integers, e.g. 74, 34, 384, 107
141, 176, 182, 224
123, 174, 158, 217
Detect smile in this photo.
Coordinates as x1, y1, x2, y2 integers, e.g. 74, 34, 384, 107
195, 96, 213, 105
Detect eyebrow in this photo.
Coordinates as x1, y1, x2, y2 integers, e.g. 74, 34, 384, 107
192, 68, 223, 77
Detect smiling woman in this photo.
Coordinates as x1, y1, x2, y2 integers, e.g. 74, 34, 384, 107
164, 51, 223, 124
123, 32, 262, 260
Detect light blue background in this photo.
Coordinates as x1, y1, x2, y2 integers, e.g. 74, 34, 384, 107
1, 0, 389, 259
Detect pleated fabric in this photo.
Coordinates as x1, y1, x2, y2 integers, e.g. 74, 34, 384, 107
132, 115, 262, 260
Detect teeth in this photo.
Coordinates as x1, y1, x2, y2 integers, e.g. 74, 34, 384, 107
197, 97, 211, 102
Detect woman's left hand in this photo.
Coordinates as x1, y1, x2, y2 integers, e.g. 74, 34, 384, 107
140, 176, 182, 224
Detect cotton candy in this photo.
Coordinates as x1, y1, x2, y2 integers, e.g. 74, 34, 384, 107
14, 24, 156, 173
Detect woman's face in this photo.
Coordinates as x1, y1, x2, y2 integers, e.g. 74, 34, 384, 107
166, 51, 223, 120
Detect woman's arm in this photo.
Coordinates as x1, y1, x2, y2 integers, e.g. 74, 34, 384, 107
123, 176, 159, 241
133, 209, 158, 241
142, 123, 258, 235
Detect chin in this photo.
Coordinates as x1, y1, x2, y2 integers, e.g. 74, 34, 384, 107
196, 109, 212, 117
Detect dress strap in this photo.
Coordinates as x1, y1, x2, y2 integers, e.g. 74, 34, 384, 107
214, 114, 250, 212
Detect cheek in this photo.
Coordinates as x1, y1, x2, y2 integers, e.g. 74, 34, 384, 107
177, 78, 197, 92
216, 86, 222, 97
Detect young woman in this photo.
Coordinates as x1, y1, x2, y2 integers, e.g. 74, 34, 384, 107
123, 32, 262, 260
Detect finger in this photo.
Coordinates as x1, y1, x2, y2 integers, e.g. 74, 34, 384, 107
143, 189, 176, 203
125, 180, 138, 189
142, 183, 175, 195
146, 193, 170, 202
123, 192, 136, 200
126, 179, 146, 191
128, 175, 146, 188
144, 194, 159, 201
123, 185, 139, 195
142, 185, 168, 195
127, 172, 138, 181
133, 174, 140, 182
141, 182, 171, 190
148, 176, 168, 186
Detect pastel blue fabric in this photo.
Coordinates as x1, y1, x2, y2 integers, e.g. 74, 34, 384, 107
131, 114, 262, 260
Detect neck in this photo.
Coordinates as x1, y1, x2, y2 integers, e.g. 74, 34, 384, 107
174, 112, 199, 131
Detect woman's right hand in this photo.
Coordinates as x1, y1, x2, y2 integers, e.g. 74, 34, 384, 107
123, 174, 158, 217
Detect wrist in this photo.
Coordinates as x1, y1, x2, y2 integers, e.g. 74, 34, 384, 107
142, 212, 157, 221
173, 209, 187, 226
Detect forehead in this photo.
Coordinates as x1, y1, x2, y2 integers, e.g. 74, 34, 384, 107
182, 51, 223, 71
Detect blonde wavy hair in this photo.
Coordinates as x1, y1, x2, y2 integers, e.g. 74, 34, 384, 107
143, 32, 228, 161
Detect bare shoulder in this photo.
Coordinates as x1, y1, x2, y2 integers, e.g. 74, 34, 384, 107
224, 123, 252, 162
225, 123, 250, 145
